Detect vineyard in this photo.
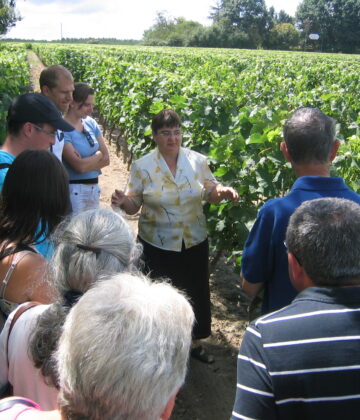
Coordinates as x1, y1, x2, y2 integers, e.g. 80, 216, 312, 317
1, 43, 360, 266
0, 44, 30, 142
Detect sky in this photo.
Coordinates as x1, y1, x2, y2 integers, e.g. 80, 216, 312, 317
4, 0, 301, 41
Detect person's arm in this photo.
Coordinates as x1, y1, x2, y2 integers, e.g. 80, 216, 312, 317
231, 324, 277, 420
241, 272, 264, 298
207, 184, 239, 204
111, 161, 143, 215
62, 143, 104, 174
96, 135, 110, 169
111, 189, 141, 215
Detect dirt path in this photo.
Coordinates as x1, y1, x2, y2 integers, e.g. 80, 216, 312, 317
28, 52, 250, 420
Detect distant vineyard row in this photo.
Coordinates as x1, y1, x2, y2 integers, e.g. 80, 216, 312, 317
5, 43, 360, 265
0, 44, 30, 142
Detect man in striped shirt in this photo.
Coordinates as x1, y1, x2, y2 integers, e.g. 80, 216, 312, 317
231, 197, 360, 420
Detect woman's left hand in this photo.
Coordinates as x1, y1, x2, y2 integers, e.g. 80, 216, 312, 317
209, 185, 239, 204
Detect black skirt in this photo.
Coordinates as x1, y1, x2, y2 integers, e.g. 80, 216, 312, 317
138, 237, 211, 339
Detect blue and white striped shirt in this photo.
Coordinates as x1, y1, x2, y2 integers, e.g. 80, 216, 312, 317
231, 286, 360, 420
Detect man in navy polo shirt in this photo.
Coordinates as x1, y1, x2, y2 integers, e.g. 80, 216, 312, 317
231, 198, 360, 420
241, 107, 360, 315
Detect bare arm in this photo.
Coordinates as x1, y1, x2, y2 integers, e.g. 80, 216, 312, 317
207, 184, 239, 204
241, 272, 264, 298
96, 136, 110, 169
62, 143, 104, 174
111, 189, 141, 215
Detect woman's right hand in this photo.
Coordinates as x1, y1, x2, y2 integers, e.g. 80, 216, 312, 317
111, 189, 126, 209
111, 190, 141, 215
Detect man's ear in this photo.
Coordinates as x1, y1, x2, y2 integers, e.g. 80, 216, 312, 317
160, 393, 177, 420
280, 142, 292, 162
22, 121, 33, 138
288, 253, 314, 292
40, 85, 49, 96
329, 139, 340, 162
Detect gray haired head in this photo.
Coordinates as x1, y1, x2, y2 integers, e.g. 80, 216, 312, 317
29, 208, 141, 385
57, 273, 194, 420
50, 208, 141, 297
283, 107, 336, 164
286, 198, 360, 286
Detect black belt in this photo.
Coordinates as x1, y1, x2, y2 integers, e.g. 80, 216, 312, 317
69, 177, 98, 185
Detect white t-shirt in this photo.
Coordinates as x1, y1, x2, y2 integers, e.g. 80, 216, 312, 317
50, 131, 64, 161
0, 304, 58, 410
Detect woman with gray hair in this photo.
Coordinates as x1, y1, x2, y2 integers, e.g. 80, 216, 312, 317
0, 208, 140, 409
0, 272, 194, 419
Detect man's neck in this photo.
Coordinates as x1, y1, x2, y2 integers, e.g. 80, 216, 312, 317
293, 163, 331, 178
1, 136, 26, 157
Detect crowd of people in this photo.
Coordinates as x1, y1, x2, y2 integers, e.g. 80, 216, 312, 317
0, 62, 359, 419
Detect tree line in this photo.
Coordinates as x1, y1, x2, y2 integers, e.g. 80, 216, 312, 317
143, 0, 360, 53
2, 0, 360, 53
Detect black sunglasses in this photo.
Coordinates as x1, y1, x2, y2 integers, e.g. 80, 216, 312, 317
82, 128, 95, 147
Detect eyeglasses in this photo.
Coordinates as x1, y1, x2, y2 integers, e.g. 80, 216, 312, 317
82, 128, 95, 147
158, 129, 182, 137
32, 124, 57, 138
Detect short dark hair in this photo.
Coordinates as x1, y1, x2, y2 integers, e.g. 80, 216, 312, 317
72, 82, 94, 105
286, 198, 360, 286
39, 65, 73, 89
283, 107, 336, 164
6, 119, 25, 137
0, 150, 70, 252
151, 109, 181, 133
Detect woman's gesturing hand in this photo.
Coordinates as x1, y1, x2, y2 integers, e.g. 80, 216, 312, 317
111, 190, 141, 215
111, 189, 127, 208
208, 185, 239, 204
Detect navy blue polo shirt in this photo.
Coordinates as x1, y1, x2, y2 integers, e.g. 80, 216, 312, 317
242, 176, 360, 314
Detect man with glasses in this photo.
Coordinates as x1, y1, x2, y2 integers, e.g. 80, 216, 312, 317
232, 197, 360, 420
240, 107, 360, 316
0, 93, 73, 190
39, 64, 74, 161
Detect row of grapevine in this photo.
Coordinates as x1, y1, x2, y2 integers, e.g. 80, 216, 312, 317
0, 44, 30, 143
34, 43, 360, 266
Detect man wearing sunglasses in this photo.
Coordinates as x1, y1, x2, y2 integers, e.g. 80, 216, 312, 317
0, 93, 73, 191
240, 108, 360, 316
39, 64, 75, 161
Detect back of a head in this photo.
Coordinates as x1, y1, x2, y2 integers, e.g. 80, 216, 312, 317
0, 149, 70, 246
283, 107, 336, 164
57, 273, 194, 420
50, 208, 140, 297
286, 198, 360, 286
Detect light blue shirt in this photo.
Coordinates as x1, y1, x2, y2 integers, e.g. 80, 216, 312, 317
63, 116, 102, 181
0, 150, 15, 191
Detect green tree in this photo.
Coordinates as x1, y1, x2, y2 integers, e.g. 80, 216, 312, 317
142, 12, 204, 46
269, 23, 300, 49
210, 0, 271, 48
0, 0, 20, 35
296, 0, 360, 52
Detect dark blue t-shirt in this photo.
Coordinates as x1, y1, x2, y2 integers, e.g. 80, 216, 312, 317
242, 176, 360, 314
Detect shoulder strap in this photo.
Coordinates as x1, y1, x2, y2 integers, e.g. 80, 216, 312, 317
7, 302, 41, 365
0, 397, 39, 412
0, 250, 36, 299
0, 163, 11, 170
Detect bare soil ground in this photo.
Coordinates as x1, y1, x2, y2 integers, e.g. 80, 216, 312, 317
28, 51, 250, 420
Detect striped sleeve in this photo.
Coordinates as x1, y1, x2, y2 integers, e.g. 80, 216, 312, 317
231, 324, 277, 420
